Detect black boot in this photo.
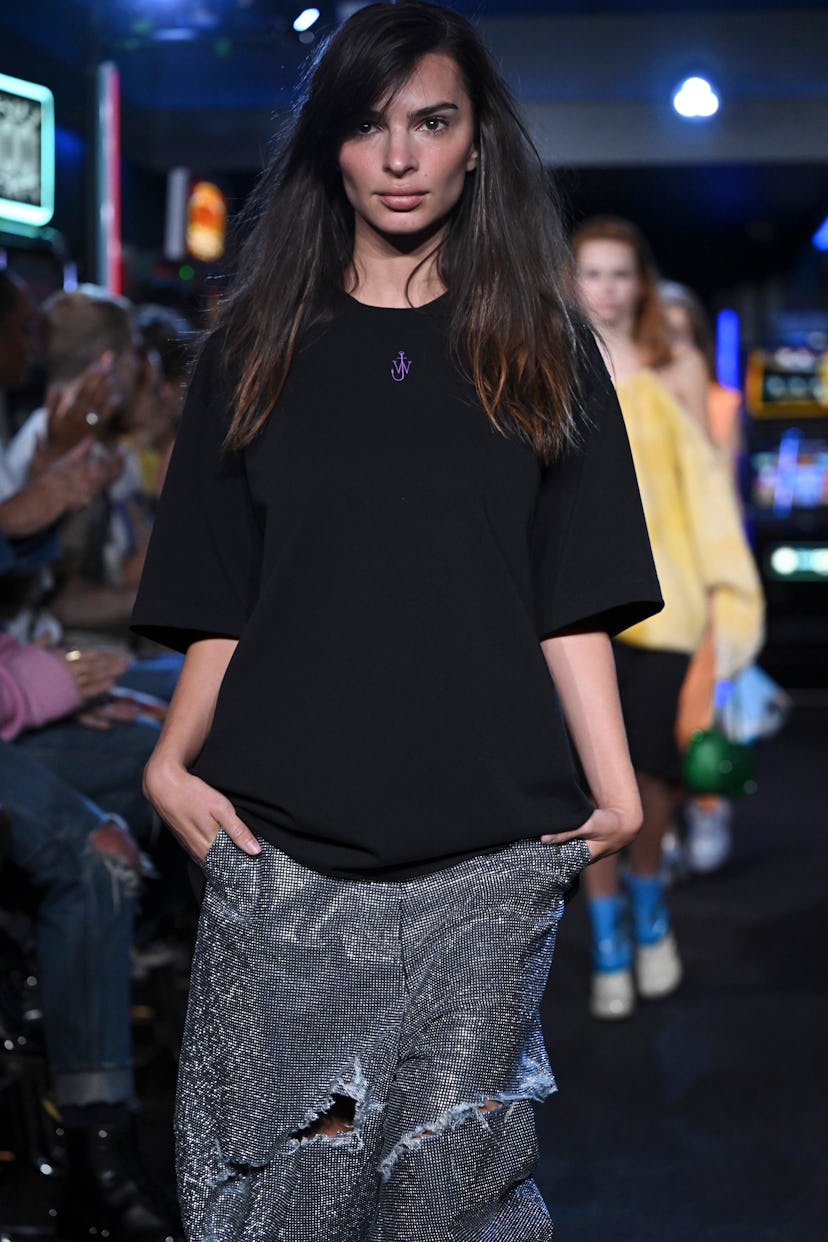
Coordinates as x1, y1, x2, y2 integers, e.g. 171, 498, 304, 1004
56, 1114, 181, 1242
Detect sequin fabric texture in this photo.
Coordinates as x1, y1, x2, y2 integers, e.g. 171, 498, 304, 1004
177, 832, 590, 1241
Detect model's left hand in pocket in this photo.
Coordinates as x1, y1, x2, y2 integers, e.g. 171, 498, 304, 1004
541, 805, 641, 862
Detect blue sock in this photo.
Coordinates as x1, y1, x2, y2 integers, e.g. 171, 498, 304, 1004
587, 895, 632, 972
626, 872, 670, 946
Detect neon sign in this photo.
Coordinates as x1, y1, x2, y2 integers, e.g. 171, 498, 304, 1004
0, 72, 55, 227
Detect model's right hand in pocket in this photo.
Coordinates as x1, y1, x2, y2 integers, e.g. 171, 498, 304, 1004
540, 805, 641, 862
142, 758, 261, 863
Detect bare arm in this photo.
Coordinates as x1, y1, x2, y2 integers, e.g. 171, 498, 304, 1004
142, 636, 260, 861
539, 629, 642, 861
660, 348, 710, 435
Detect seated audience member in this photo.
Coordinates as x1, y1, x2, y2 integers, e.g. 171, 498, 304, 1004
0, 274, 124, 599
130, 305, 194, 500
0, 279, 176, 821
88, 305, 195, 647
3, 284, 135, 474
5, 627, 163, 842
1, 280, 182, 705
0, 634, 178, 1242
3, 285, 145, 639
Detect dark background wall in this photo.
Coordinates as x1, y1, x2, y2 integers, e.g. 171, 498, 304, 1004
1, 1, 827, 320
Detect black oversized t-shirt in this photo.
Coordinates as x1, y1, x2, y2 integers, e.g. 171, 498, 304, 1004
132, 294, 662, 879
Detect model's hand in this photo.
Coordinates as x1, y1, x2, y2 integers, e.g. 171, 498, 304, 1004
143, 756, 261, 863
541, 805, 641, 862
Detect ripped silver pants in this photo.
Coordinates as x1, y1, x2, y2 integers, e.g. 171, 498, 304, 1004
176, 832, 589, 1241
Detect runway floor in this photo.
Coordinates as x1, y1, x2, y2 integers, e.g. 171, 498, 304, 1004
1, 692, 825, 1241
539, 693, 828, 1240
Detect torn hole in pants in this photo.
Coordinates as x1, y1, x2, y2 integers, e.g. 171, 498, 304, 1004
286, 1058, 385, 1153
291, 1092, 357, 1143
378, 1069, 556, 1184
84, 817, 146, 908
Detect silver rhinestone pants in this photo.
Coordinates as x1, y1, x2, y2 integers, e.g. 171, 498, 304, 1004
176, 833, 590, 1241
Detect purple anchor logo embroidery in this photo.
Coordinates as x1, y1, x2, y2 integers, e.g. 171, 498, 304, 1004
391, 350, 412, 381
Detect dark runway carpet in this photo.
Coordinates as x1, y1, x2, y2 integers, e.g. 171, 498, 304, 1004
1, 696, 826, 1240
537, 695, 828, 1241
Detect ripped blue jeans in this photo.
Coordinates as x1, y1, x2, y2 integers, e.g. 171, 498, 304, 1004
177, 833, 590, 1241
0, 737, 143, 1107
15, 716, 161, 845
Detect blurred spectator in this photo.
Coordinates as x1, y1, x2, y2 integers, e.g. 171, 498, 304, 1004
1, 283, 182, 725
1, 283, 178, 1233
0, 276, 124, 618
131, 305, 194, 500
1, 285, 149, 641
0, 633, 177, 1242
4, 285, 135, 475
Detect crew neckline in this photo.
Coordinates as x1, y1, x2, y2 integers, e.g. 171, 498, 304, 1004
339, 289, 449, 314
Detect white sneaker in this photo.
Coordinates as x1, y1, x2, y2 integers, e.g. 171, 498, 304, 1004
685, 799, 732, 874
635, 931, 683, 999
590, 968, 635, 1020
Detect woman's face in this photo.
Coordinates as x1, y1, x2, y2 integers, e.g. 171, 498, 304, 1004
338, 52, 478, 251
575, 238, 642, 333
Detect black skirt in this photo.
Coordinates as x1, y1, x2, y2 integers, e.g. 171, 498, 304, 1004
612, 641, 691, 786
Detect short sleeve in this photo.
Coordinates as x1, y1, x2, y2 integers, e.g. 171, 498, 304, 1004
530, 334, 663, 639
131, 338, 263, 652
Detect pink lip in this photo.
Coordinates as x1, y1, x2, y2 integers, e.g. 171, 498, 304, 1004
377, 192, 426, 210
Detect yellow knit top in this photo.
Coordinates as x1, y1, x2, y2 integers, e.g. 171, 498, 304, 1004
615, 369, 764, 678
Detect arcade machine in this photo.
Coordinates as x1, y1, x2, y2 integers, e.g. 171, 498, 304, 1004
1, 63, 121, 291
1, 64, 124, 431
744, 323, 828, 679
0, 71, 69, 433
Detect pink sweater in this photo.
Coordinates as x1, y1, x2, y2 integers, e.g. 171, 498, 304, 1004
0, 633, 83, 740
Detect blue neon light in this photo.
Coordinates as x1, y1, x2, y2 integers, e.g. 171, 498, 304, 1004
716, 308, 740, 389
813, 215, 828, 251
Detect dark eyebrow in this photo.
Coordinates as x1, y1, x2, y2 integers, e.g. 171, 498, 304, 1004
408, 101, 459, 121
363, 100, 460, 125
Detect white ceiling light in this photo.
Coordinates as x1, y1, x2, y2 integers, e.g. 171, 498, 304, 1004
673, 76, 719, 120
293, 8, 320, 33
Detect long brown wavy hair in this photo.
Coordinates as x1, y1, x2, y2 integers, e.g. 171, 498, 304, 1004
570, 216, 673, 369
215, 1, 587, 464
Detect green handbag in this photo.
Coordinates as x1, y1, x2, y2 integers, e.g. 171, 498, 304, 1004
682, 726, 757, 798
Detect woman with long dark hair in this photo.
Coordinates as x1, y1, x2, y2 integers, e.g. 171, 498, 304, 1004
133, 6, 663, 1237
